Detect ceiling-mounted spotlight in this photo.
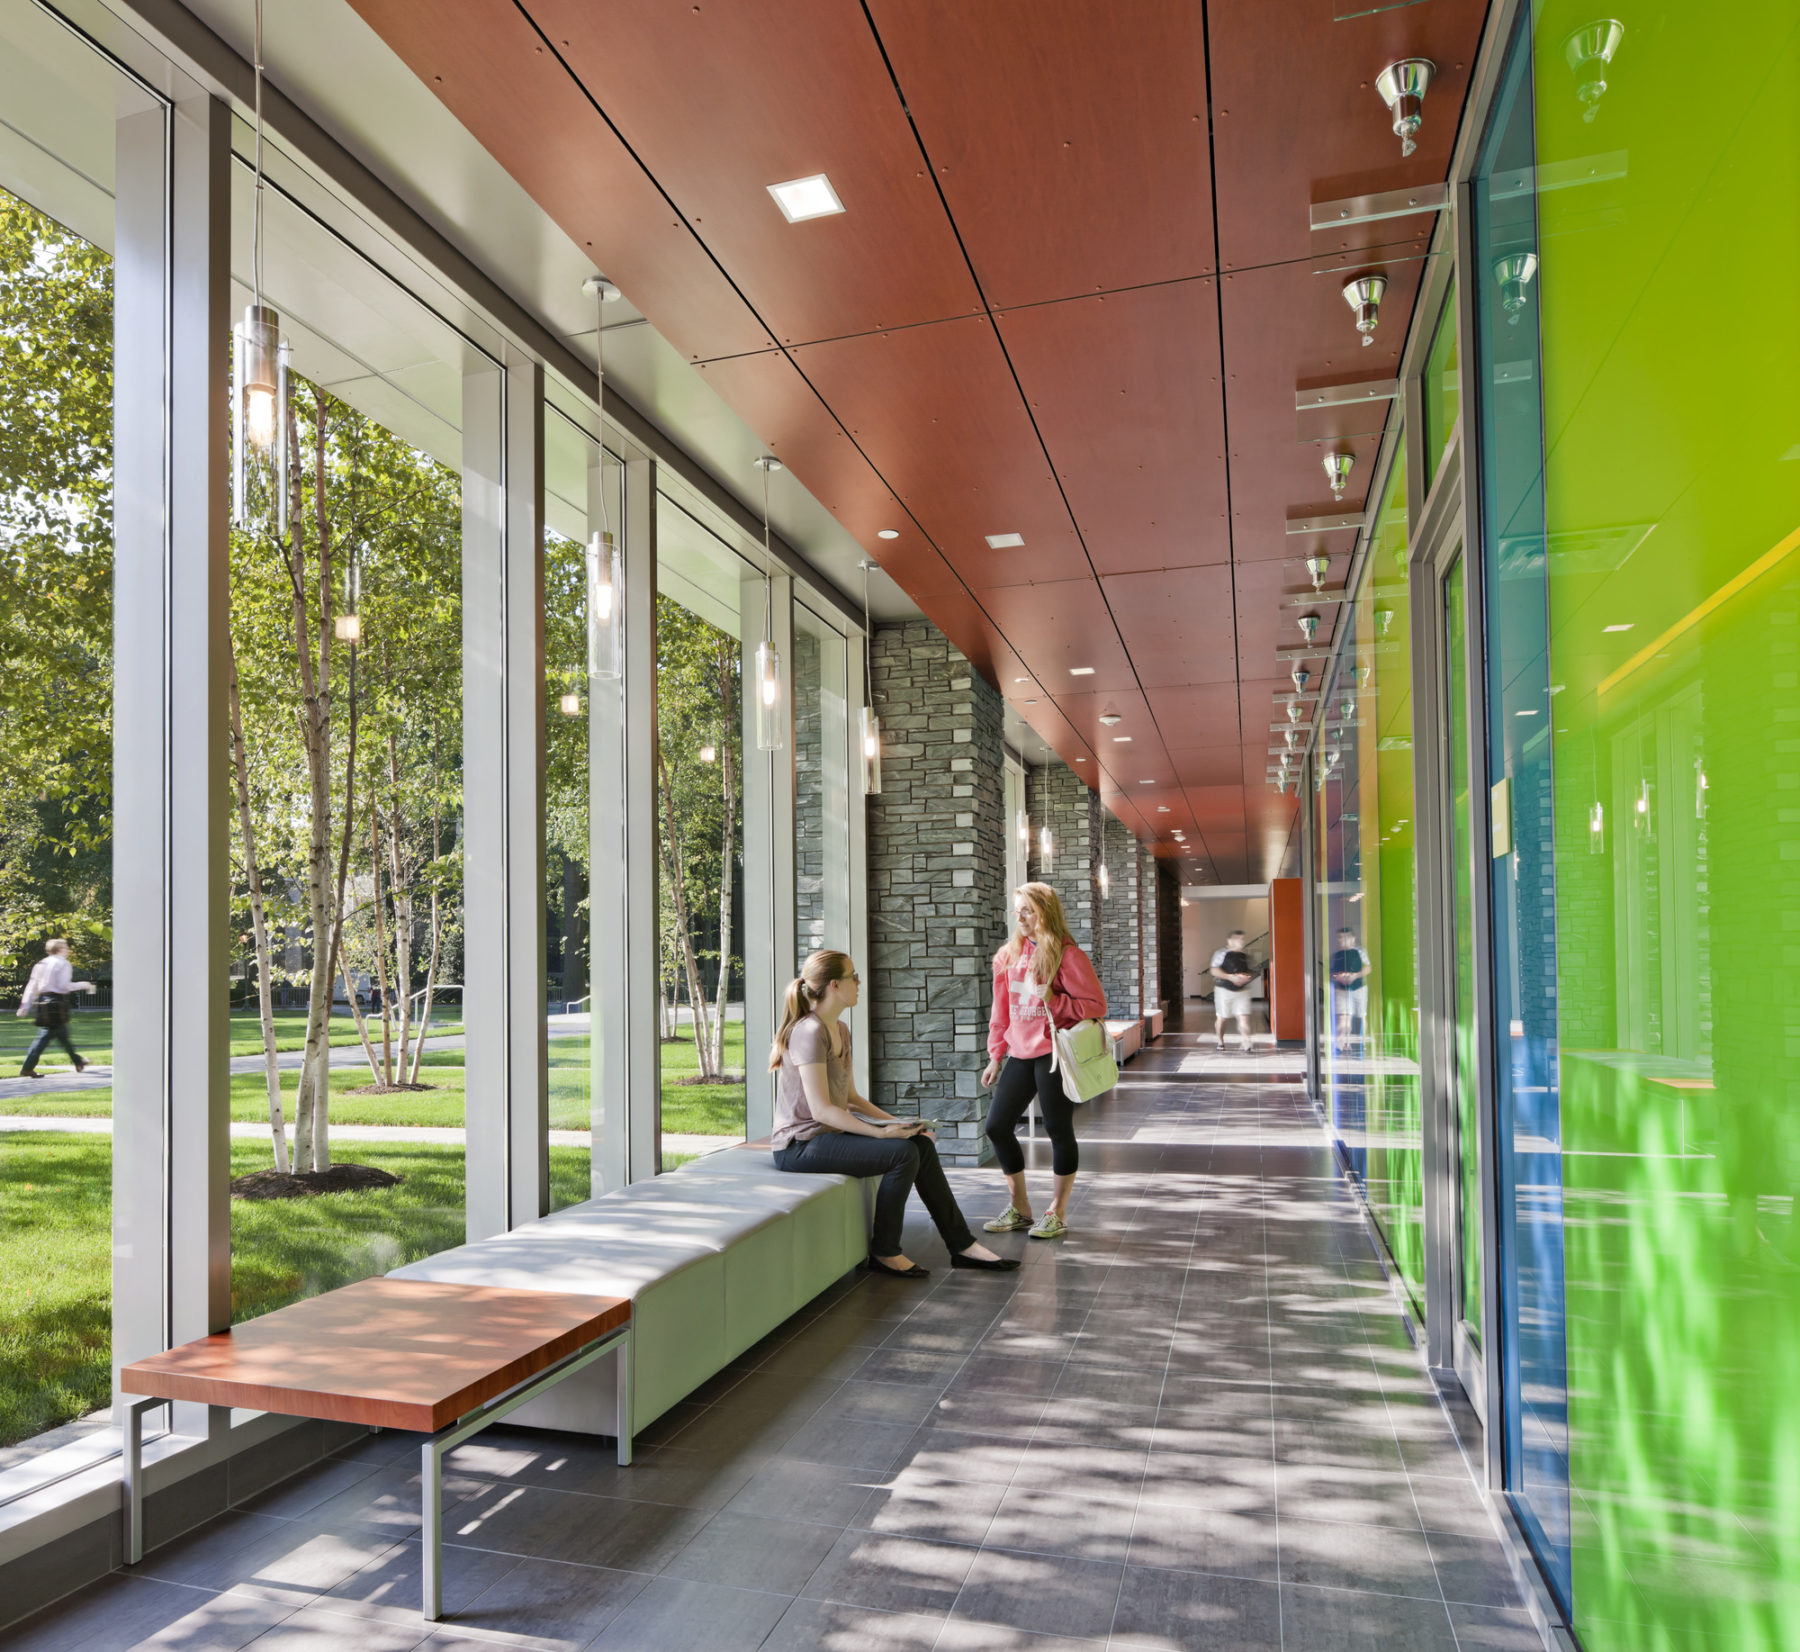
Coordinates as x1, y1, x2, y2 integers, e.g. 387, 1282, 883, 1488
1375, 59, 1436, 157
1297, 612, 1321, 645
1375, 604, 1395, 639
1286, 701, 1303, 725
1323, 451, 1354, 501
1343, 274, 1389, 348
1564, 20, 1625, 122
1098, 712, 1123, 727
1493, 253, 1540, 325
1291, 664, 1311, 693
1305, 555, 1330, 591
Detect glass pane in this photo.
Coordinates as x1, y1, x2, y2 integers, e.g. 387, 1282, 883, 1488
794, 604, 850, 967
1317, 439, 1423, 1316
1472, 17, 1570, 1603
655, 498, 746, 1172
0, 2, 152, 1448
225, 161, 467, 1321
1444, 553, 1480, 1336
1423, 282, 1460, 488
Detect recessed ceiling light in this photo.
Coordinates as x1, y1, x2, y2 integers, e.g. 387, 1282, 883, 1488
1157, 806, 1171, 813
1516, 708, 1539, 717
1069, 667, 1095, 676
767, 173, 844, 222
1073, 756, 1088, 762
1099, 713, 1122, 726
1013, 676, 1031, 684
1139, 779, 1154, 785
877, 529, 899, 540
1113, 736, 1132, 743
1603, 622, 1634, 633
985, 532, 1025, 549
1023, 698, 1038, 705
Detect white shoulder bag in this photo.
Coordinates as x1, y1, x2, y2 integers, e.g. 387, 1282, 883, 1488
1049, 1016, 1118, 1104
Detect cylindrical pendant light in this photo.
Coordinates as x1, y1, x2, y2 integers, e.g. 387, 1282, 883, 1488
858, 557, 882, 794
583, 271, 624, 682
1039, 825, 1053, 873
754, 456, 786, 751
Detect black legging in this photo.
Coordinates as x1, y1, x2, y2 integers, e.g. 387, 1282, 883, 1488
986, 1054, 1079, 1177
775, 1130, 976, 1259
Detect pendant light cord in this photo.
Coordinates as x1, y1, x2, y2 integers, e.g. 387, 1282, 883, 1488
861, 561, 876, 709
594, 282, 611, 541
761, 460, 774, 643
251, 0, 264, 310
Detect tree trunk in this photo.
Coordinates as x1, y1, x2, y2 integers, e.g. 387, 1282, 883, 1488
711, 637, 735, 1075
227, 642, 289, 1173
408, 795, 445, 1087
345, 925, 384, 1081
369, 807, 395, 1085
386, 729, 414, 1082
657, 743, 715, 1077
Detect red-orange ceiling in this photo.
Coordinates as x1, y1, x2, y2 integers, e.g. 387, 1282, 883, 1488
349, 0, 1492, 882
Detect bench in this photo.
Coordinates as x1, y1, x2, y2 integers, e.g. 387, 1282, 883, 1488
1146, 1008, 1165, 1042
386, 1144, 869, 1441
118, 1276, 631, 1620
1106, 1018, 1145, 1065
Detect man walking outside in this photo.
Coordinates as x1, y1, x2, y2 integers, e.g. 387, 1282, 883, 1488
16, 938, 97, 1077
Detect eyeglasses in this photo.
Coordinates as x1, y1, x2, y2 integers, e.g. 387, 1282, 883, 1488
845, 972, 861, 985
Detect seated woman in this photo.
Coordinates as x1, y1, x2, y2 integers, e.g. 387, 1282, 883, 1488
771, 949, 1020, 1278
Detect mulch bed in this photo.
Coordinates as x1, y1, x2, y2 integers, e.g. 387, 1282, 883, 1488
672, 1072, 745, 1087
231, 1164, 405, 1200
343, 1081, 438, 1094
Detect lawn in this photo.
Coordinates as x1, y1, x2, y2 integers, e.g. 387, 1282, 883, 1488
0, 1133, 594, 1449
0, 1007, 464, 1070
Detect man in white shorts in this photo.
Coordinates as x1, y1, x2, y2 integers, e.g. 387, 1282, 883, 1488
1330, 926, 1371, 1055
1209, 929, 1258, 1054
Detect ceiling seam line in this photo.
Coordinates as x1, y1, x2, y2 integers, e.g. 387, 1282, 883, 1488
855, 0, 1197, 857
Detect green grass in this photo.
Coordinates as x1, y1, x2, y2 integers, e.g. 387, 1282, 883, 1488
0, 1133, 595, 1448
0, 1008, 464, 1069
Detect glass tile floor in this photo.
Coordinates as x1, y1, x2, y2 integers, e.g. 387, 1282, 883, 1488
8, 1044, 1537, 1650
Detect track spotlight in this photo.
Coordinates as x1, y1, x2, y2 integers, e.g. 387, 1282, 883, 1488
1374, 59, 1435, 157
1323, 452, 1354, 500
1343, 274, 1389, 347
1564, 21, 1625, 122
1493, 253, 1540, 325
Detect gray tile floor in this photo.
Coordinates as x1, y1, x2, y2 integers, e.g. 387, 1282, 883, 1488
11, 1042, 1541, 1650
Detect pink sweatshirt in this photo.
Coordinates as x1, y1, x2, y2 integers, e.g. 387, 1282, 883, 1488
988, 940, 1108, 1061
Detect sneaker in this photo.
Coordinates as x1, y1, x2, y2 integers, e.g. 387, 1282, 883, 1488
1029, 1211, 1068, 1241
984, 1205, 1031, 1233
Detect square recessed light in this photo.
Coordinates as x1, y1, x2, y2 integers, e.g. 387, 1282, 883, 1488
1603, 622, 1634, 633
985, 532, 1025, 549
767, 173, 844, 222
1069, 667, 1095, 676
1139, 779, 1154, 785
1158, 806, 1171, 812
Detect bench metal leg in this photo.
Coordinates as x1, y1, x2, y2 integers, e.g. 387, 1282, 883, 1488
119, 1395, 160, 1565
415, 1323, 631, 1620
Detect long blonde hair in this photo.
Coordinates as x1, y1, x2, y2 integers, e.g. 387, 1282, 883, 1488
996, 882, 1073, 986
768, 949, 855, 1070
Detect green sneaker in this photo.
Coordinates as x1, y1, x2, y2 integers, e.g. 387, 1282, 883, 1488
984, 1205, 1031, 1233
1029, 1211, 1068, 1241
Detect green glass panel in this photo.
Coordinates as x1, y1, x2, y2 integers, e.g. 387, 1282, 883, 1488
1423, 282, 1461, 487
1529, 3, 1800, 1645
1444, 554, 1480, 1335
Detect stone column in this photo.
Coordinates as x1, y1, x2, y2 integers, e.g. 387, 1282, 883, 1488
1026, 760, 1095, 947
1157, 858, 1185, 1024
1099, 811, 1141, 1014
867, 620, 1006, 1165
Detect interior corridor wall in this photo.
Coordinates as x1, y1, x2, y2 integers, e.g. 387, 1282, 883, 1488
1487, 7, 1800, 1645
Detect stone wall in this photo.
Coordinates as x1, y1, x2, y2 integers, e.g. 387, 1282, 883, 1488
1026, 760, 1096, 949
793, 626, 824, 971
866, 621, 1006, 1165
1157, 858, 1184, 1021
1099, 811, 1141, 1014
1139, 844, 1160, 1019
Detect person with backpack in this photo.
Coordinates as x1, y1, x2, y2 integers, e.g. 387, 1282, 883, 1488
1209, 928, 1258, 1054
980, 882, 1107, 1241
16, 938, 97, 1077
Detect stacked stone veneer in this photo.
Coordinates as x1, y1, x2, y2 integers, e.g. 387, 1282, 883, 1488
1157, 858, 1184, 1018
793, 627, 825, 970
1138, 844, 1160, 1018
1099, 812, 1142, 1014
866, 621, 1006, 1165
1027, 761, 1097, 949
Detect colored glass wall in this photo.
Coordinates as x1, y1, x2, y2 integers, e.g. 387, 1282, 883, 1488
1316, 441, 1425, 1316
1528, 5, 1800, 1645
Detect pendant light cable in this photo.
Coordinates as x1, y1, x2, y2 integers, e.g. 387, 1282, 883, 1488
252, 0, 264, 310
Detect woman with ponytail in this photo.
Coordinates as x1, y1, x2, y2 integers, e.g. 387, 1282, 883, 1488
980, 882, 1107, 1240
771, 949, 1019, 1278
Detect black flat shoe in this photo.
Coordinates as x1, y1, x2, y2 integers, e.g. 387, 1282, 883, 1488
868, 1257, 930, 1278
951, 1252, 1022, 1271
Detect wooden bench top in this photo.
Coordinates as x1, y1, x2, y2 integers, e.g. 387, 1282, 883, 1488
120, 1277, 629, 1434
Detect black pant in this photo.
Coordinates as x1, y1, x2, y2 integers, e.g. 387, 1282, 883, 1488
986, 1054, 1079, 1177
21, 1013, 82, 1075
775, 1130, 975, 1259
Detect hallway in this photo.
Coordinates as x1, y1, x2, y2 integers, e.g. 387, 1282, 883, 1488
9, 1046, 1535, 1651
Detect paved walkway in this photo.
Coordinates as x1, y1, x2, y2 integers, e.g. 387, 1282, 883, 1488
6, 1035, 1535, 1651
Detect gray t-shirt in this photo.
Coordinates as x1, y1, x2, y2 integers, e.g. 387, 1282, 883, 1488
775, 1015, 854, 1149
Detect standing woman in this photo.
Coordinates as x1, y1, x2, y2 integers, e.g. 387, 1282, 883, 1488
980, 883, 1107, 1240
772, 949, 1018, 1277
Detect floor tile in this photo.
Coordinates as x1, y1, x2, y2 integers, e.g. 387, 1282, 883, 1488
720, 1456, 891, 1527
1445, 1600, 1546, 1649
781, 1413, 921, 1473
854, 1470, 1008, 1545
3, 1574, 295, 1652
948, 1546, 1123, 1641
446, 1554, 649, 1643
1277, 1516, 1441, 1598
1273, 1463, 1423, 1529
759, 1595, 943, 1650
932, 1618, 1108, 1650
801, 1529, 980, 1616
894, 1426, 1032, 1486
1278, 1583, 1460, 1649
223, 1604, 433, 1650
585, 1575, 793, 1651
1123, 1504, 1280, 1582
1423, 1528, 1525, 1609
447, 1484, 712, 1572
979, 1484, 1135, 1563
1108, 1563, 1282, 1649
322, 1537, 520, 1624
660, 1509, 841, 1595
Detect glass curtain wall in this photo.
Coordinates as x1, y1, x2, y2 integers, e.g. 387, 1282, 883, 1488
0, 1, 156, 1448
655, 496, 746, 1171
224, 150, 468, 1320
1315, 440, 1424, 1314
1472, 3, 1800, 1645
794, 602, 851, 968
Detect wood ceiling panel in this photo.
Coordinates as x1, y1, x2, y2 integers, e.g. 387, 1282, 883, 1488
691, 350, 966, 598
1169, 746, 1249, 789
867, 0, 1215, 309
1100, 565, 1239, 690
1208, 0, 1488, 273
1145, 683, 1245, 744
347, 0, 775, 361
973, 580, 1135, 695
791, 320, 1090, 588
998, 282, 1230, 578
524, 0, 979, 345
